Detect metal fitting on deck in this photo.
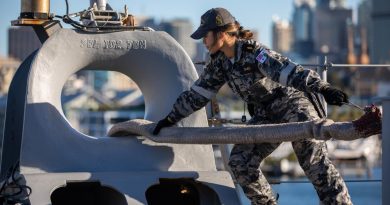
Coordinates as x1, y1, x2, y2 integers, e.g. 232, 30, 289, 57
21, 0, 50, 20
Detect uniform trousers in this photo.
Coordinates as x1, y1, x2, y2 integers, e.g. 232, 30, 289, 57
228, 93, 353, 205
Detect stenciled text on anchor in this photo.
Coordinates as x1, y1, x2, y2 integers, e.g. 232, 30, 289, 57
80, 39, 147, 50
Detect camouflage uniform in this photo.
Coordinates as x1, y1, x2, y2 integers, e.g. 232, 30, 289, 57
166, 39, 352, 205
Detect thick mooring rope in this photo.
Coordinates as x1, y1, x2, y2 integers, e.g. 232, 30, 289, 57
108, 105, 382, 144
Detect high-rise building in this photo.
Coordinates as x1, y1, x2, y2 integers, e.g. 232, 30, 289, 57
272, 17, 293, 54
160, 19, 196, 59
330, 0, 347, 9
135, 16, 160, 30
192, 42, 208, 74
358, 0, 373, 28
292, 0, 315, 57
316, 0, 330, 8
371, 0, 390, 63
316, 0, 346, 9
8, 26, 41, 61
346, 19, 357, 64
357, 0, 372, 64
0, 56, 20, 94
312, 6, 352, 62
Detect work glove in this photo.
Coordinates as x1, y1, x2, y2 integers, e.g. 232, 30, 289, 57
320, 86, 349, 106
153, 117, 175, 135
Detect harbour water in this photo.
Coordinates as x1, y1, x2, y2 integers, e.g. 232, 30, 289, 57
270, 167, 382, 205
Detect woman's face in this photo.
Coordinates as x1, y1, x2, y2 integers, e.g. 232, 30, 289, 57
203, 31, 223, 54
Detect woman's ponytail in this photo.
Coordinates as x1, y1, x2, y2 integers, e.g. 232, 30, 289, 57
215, 21, 254, 40
237, 23, 253, 40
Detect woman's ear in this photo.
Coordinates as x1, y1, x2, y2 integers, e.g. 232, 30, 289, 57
217, 32, 225, 40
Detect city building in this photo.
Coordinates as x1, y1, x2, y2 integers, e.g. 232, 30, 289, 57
312, 3, 352, 63
272, 17, 293, 54
371, 0, 390, 63
346, 19, 357, 64
0, 56, 20, 94
62, 86, 144, 137
193, 42, 208, 74
135, 16, 160, 30
8, 26, 41, 61
330, 0, 347, 9
352, 67, 390, 102
357, 0, 372, 64
316, 0, 346, 9
160, 18, 196, 59
316, 0, 331, 9
292, 0, 315, 57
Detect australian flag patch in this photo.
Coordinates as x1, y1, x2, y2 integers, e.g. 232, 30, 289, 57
256, 48, 268, 64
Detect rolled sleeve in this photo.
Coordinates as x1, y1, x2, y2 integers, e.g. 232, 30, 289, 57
166, 59, 226, 123
191, 85, 217, 99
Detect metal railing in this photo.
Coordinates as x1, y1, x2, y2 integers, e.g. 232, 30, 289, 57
291, 58, 390, 205
211, 57, 390, 205
292, 59, 389, 205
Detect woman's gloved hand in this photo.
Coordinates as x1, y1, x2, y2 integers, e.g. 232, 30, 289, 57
153, 117, 175, 135
320, 86, 349, 106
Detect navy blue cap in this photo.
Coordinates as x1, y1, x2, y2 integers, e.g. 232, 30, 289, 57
191, 8, 236, 40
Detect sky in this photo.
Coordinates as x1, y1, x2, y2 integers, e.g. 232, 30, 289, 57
0, 0, 360, 57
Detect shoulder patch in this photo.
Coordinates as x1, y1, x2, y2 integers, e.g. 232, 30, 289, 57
256, 48, 268, 63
